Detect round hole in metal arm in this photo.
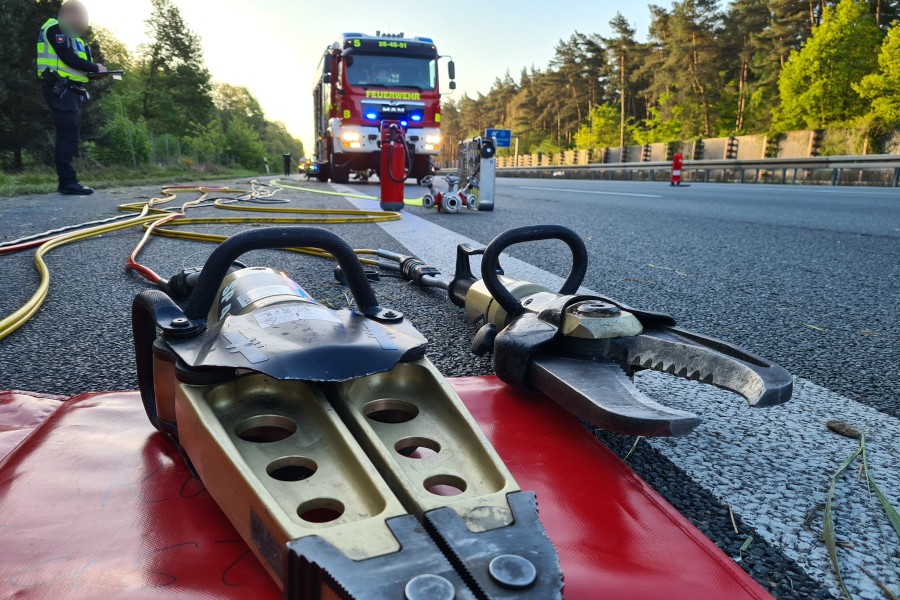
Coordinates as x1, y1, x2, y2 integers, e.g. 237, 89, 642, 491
395, 437, 441, 459
234, 414, 297, 443
297, 498, 345, 523
363, 399, 419, 424
423, 474, 467, 496
267, 456, 317, 481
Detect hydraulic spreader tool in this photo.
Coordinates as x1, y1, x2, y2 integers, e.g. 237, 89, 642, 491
385, 225, 794, 437
132, 227, 562, 600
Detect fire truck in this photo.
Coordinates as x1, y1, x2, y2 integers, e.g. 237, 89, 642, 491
312, 32, 455, 184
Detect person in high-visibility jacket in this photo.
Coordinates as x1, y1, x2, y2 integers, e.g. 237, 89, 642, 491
37, 0, 107, 195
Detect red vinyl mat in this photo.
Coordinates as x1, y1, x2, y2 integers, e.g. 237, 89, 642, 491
0, 382, 771, 600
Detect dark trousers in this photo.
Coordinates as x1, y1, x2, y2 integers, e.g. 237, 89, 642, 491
43, 85, 81, 186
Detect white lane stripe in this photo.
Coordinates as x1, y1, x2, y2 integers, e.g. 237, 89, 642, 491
506, 180, 900, 197
717, 186, 900, 196
331, 183, 583, 291
333, 183, 899, 598
518, 186, 662, 198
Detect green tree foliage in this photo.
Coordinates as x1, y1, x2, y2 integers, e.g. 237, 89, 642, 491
97, 110, 151, 166
183, 119, 226, 163
776, 0, 881, 130
855, 23, 900, 126
138, 0, 213, 134
605, 14, 645, 146
0, 0, 302, 172
722, 0, 771, 132
223, 118, 265, 167
655, 0, 724, 137
442, 0, 897, 155
574, 105, 624, 148
0, 0, 62, 169
634, 94, 686, 143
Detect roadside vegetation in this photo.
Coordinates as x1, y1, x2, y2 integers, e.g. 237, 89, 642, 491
441, 0, 900, 156
0, 0, 302, 194
0, 164, 257, 198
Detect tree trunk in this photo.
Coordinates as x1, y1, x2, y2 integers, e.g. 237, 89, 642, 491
690, 32, 713, 137
12, 148, 23, 171
556, 105, 561, 146
565, 73, 582, 125
619, 51, 626, 148
736, 56, 748, 132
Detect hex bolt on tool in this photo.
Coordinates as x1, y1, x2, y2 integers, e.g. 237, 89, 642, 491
131, 227, 562, 600
386, 225, 793, 437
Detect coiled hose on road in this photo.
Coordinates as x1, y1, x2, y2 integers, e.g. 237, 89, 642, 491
0, 178, 423, 341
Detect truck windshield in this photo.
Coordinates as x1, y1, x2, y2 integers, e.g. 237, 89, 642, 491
345, 54, 437, 91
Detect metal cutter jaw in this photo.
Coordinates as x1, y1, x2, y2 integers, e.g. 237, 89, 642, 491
491, 295, 793, 438
452, 224, 793, 438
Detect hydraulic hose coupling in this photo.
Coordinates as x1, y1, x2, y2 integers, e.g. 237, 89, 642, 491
443, 193, 460, 213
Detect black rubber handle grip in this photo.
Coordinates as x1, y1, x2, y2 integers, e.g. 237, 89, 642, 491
481, 225, 588, 316
184, 227, 379, 320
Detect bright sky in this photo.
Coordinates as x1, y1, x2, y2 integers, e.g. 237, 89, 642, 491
84, 0, 653, 152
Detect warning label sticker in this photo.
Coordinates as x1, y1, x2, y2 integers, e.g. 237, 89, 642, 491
254, 305, 341, 329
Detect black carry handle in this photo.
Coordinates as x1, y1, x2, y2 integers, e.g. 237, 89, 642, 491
184, 227, 381, 320
481, 225, 589, 316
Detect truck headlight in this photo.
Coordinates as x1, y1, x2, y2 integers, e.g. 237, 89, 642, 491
341, 131, 361, 142
425, 134, 441, 144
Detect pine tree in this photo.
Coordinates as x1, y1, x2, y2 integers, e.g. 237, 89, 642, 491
139, 0, 212, 134
550, 34, 587, 129
723, 0, 771, 132
867, 0, 900, 29
575, 32, 608, 113
649, 0, 725, 137
776, 0, 881, 129
603, 14, 642, 146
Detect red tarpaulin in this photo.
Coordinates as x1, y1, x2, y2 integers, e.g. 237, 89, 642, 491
0, 381, 770, 599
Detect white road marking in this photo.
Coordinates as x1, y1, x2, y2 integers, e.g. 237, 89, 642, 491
517, 186, 663, 198
333, 183, 900, 598
728, 185, 900, 195
507, 180, 900, 197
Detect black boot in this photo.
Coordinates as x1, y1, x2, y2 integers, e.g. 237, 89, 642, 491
58, 182, 94, 195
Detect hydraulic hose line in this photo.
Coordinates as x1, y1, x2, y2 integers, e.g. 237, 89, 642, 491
271, 179, 425, 207
0, 180, 401, 341
0, 208, 161, 341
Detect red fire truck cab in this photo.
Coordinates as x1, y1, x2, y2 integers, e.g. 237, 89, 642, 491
313, 32, 455, 184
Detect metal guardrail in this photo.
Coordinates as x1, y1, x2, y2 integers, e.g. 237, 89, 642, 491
490, 154, 900, 187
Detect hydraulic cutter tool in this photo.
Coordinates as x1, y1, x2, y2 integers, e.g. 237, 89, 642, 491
131, 227, 562, 600
385, 224, 793, 437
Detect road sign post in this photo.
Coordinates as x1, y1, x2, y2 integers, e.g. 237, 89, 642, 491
485, 128, 512, 148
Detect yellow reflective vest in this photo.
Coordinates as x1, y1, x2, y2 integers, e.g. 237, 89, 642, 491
37, 18, 90, 83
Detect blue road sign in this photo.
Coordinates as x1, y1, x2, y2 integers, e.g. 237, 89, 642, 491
485, 128, 512, 148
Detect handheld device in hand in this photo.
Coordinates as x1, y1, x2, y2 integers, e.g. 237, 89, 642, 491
90, 70, 125, 80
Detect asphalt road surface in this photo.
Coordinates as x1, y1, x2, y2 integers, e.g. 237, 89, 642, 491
401, 177, 899, 417
1, 174, 898, 599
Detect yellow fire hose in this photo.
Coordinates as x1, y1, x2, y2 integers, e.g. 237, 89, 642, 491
0, 179, 423, 341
